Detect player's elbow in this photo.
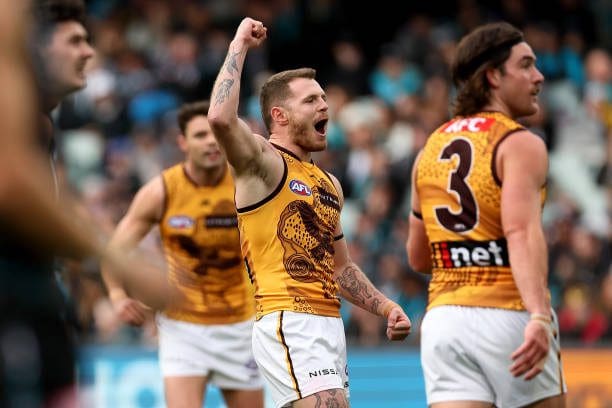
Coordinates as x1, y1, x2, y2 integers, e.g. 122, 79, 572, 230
207, 110, 233, 132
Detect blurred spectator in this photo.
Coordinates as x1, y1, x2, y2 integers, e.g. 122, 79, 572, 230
369, 44, 423, 106
322, 36, 371, 98
558, 282, 609, 344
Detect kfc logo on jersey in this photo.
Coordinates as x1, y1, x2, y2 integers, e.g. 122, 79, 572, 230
289, 179, 312, 196
167, 215, 195, 229
443, 117, 494, 133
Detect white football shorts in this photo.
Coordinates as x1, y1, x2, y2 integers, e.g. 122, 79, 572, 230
252, 311, 349, 408
157, 314, 263, 390
421, 305, 566, 408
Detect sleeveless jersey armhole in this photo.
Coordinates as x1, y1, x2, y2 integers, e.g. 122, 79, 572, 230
236, 157, 288, 213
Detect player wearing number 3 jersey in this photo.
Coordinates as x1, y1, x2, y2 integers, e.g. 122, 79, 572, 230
407, 22, 566, 408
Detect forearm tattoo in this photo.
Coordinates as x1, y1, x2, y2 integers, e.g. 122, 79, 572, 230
336, 264, 373, 306
224, 49, 242, 75
213, 78, 234, 106
371, 297, 382, 316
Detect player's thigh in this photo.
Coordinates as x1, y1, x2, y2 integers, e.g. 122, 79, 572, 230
222, 388, 265, 408
292, 388, 348, 408
163, 376, 207, 408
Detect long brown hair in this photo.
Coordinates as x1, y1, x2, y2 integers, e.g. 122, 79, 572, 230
450, 22, 524, 117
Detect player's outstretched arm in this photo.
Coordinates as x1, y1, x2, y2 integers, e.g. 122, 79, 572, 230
207, 17, 268, 176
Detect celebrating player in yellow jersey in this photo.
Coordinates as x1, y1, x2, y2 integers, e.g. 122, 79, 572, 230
208, 17, 411, 408
407, 22, 566, 407
101, 101, 263, 408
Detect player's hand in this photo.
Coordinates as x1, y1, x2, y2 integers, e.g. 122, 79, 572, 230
112, 297, 150, 326
386, 306, 411, 341
510, 319, 550, 380
234, 17, 267, 48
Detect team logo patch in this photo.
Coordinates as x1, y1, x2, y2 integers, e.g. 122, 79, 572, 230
289, 179, 312, 196
167, 215, 195, 229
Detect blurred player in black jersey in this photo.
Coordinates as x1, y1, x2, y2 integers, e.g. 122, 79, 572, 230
0, 2, 172, 407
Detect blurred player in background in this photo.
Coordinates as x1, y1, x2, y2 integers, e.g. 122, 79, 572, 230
208, 17, 411, 408
407, 22, 566, 407
102, 100, 264, 408
0, 1, 173, 407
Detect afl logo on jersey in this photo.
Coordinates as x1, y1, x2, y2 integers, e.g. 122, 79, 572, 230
167, 215, 195, 229
289, 179, 312, 196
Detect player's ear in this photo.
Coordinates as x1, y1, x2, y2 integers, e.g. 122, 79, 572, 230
177, 133, 188, 152
271, 106, 288, 126
485, 67, 501, 89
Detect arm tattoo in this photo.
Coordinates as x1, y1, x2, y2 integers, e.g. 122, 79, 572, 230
213, 78, 234, 106
312, 389, 346, 408
371, 297, 382, 316
336, 264, 372, 306
224, 49, 242, 75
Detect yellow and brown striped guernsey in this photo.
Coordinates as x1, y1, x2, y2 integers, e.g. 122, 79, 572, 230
160, 163, 255, 324
416, 111, 547, 311
238, 145, 342, 320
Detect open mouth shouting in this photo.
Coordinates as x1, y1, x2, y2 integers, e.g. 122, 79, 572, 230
314, 118, 328, 137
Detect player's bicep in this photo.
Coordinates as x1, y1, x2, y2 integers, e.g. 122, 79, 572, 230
210, 116, 265, 174
499, 133, 547, 235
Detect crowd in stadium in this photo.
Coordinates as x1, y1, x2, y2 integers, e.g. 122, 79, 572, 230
55, 0, 611, 347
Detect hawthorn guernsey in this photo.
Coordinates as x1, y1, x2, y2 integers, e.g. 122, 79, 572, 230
416, 111, 546, 311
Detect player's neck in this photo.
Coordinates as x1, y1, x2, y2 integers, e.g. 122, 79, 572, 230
269, 135, 312, 162
40, 94, 61, 115
184, 161, 226, 186
483, 96, 512, 119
